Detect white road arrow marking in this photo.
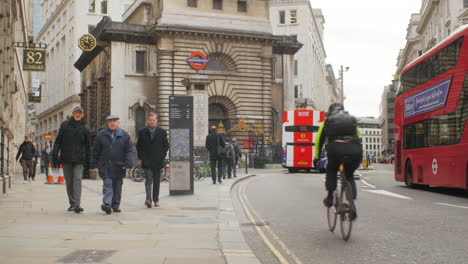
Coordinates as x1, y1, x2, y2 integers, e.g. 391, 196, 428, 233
363, 190, 413, 200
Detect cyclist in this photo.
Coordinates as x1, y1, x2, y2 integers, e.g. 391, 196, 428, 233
314, 103, 363, 211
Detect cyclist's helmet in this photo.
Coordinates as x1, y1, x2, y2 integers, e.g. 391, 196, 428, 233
327, 102, 344, 116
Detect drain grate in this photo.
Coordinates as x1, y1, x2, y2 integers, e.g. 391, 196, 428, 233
58, 250, 117, 263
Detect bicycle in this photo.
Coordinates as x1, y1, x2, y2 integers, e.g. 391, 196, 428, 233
193, 156, 210, 181
326, 159, 357, 241
130, 164, 145, 182
160, 158, 170, 182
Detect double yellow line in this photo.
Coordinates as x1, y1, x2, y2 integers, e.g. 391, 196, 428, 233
237, 178, 304, 264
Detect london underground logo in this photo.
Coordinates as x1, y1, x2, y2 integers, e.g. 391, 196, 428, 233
432, 158, 438, 175
187, 52, 208, 70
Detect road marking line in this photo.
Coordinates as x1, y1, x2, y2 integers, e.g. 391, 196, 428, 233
360, 178, 376, 189
363, 190, 412, 200
224, 249, 252, 252
240, 181, 304, 264
436, 203, 468, 209
238, 183, 290, 264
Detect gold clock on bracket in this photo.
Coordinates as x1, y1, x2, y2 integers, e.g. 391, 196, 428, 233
78, 34, 97, 52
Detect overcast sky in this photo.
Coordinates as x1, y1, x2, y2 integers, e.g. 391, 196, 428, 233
310, 0, 422, 118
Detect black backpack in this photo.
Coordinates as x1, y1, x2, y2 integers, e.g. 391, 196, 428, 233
326, 110, 358, 138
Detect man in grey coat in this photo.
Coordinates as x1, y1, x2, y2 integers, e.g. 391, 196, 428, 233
90, 115, 133, 215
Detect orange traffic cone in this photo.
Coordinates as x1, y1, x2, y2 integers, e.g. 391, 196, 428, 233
45, 162, 55, 184
56, 164, 65, 184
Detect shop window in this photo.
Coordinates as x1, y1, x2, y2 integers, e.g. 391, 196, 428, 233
101, 0, 107, 14
213, 0, 222, 10
89, 0, 95, 12
290, 10, 297, 24
188, 0, 197, 7
238, 0, 247, 12
279, 10, 285, 24
136, 51, 146, 73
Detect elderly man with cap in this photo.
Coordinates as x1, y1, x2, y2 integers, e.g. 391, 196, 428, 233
52, 105, 91, 214
90, 114, 133, 215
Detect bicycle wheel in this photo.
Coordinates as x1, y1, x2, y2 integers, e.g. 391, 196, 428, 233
160, 167, 166, 182
193, 166, 203, 181
327, 192, 337, 232
131, 166, 145, 182
339, 181, 354, 241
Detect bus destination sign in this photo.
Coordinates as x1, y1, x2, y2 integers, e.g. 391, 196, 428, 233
404, 78, 451, 119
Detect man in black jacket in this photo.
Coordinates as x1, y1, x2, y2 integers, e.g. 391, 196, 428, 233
90, 115, 133, 215
16, 136, 36, 183
136, 113, 169, 208
52, 106, 91, 214
205, 126, 225, 184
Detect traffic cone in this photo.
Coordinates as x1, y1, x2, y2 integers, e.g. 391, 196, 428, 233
45, 162, 55, 184
56, 164, 65, 184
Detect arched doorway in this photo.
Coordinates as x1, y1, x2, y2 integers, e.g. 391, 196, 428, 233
209, 103, 230, 132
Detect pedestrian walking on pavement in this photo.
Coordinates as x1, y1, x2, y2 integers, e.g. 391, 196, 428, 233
223, 138, 235, 179
205, 126, 225, 184
52, 106, 91, 214
90, 115, 133, 215
32, 143, 40, 181
41, 142, 53, 177
232, 139, 242, 177
16, 135, 36, 183
136, 113, 169, 208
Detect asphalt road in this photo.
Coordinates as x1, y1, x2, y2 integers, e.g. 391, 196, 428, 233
232, 165, 468, 264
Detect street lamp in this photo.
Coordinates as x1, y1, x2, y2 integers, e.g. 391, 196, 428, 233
339, 65, 350, 105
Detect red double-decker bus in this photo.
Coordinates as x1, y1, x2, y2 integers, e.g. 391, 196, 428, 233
394, 25, 468, 189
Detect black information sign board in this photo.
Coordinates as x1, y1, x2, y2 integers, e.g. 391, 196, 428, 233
23, 49, 46, 71
169, 96, 194, 195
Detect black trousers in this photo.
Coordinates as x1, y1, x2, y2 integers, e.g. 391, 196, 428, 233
326, 142, 362, 196
210, 157, 223, 182
144, 167, 161, 203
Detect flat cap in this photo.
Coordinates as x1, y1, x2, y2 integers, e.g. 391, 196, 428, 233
72, 105, 84, 113
106, 114, 120, 120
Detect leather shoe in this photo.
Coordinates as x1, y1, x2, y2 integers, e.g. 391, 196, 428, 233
101, 204, 112, 214
67, 206, 75, 212
112, 208, 121, 213
154, 202, 160, 207
323, 196, 333, 208
74, 206, 83, 214
145, 200, 152, 208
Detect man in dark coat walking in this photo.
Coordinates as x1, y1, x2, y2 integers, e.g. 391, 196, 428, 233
205, 126, 225, 184
136, 113, 169, 208
41, 142, 53, 177
53, 106, 91, 213
16, 135, 36, 183
90, 115, 133, 215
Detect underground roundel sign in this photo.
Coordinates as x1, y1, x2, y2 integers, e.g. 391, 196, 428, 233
187, 52, 209, 70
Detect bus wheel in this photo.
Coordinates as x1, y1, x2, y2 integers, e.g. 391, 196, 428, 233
288, 168, 296, 173
405, 160, 414, 188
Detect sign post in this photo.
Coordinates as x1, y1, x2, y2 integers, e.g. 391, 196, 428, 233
169, 96, 194, 195
23, 49, 46, 71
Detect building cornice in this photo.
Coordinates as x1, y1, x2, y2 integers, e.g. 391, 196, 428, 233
36, 95, 81, 119
151, 25, 279, 42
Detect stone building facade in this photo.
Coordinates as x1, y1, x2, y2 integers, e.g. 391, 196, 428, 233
0, 0, 34, 187
379, 84, 396, 158
33, 0, 133, 150
397, 0, 468, 74
358, 117, 382, 161
269, 0, 334, 110
75, 0, 301, 159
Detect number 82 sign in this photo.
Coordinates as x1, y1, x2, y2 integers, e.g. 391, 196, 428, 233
23, 49, 46, 71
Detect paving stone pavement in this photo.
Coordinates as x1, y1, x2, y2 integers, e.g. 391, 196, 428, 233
0, 170, 264, 264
